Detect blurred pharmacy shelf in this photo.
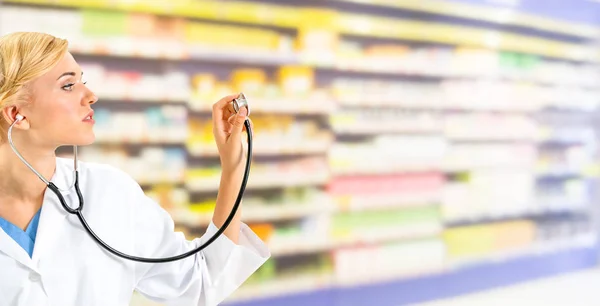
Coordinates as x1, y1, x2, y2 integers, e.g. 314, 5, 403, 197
330, 0, 600, 38
3, 1, 600, 306
172, 201, 335, 228
5, 0, 600, 61
187, 140, 330, 157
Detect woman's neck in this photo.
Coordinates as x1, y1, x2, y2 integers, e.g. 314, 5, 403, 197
0, 142, 56, 206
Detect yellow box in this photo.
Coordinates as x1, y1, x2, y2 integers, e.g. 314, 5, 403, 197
443, 225, 494, 257
230, 69, 267, 95
444, 220, 537, 259
277, 66, 314, 96
192, 74, 217, 95
184, 22, 281, 51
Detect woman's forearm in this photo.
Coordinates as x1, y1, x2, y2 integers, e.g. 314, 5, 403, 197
212, 167, 244, 244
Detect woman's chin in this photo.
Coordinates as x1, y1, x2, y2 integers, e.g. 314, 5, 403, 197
68, 134, 96, 147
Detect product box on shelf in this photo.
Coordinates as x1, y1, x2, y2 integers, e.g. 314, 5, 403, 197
443, 221, 537, 260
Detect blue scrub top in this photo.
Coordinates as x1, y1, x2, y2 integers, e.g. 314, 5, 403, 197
0, 208, 41, 257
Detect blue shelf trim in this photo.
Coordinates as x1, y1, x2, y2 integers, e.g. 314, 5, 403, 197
227, 245, 599, 306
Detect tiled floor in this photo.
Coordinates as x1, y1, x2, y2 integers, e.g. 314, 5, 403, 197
418, 267, 600, 306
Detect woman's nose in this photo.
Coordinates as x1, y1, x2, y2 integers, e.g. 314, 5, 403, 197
83, 87, 98, 105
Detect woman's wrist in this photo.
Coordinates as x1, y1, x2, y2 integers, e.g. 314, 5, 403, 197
221, 163, 245, 179
214, 164, 245, 244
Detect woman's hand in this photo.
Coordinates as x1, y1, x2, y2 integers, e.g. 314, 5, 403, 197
212, 94, 253, 174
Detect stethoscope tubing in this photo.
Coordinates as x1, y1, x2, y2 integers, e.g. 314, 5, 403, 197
9, 116, 252, 263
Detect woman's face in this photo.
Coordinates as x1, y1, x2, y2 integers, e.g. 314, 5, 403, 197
18, 51, 98, 149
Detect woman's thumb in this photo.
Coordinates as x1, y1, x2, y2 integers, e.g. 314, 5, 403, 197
230, 107, 248, 139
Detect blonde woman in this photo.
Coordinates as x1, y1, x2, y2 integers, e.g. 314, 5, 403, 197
0, 32, 269, 306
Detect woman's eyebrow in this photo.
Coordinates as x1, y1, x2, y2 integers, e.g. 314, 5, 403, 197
56, 71, 83, 80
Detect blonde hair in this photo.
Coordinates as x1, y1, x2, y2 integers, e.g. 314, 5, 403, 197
0, 32, 69, 141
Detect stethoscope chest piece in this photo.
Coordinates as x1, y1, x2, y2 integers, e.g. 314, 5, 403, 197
232, 93, 250, 115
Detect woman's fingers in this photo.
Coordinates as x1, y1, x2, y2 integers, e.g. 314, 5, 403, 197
212, 94, 241, 140
212, 94, 240, 123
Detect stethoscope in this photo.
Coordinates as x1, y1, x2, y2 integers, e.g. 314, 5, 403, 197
7, 94, 252, 263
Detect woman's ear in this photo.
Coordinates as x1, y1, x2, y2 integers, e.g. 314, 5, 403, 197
1, 106, 29, 130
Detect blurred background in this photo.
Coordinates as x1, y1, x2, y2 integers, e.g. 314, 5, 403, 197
2, 0, 600, 305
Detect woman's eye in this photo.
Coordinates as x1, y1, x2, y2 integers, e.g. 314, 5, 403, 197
62, 83, 75, 91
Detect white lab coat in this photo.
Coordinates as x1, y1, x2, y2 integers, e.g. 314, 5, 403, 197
0, 157, 271, 306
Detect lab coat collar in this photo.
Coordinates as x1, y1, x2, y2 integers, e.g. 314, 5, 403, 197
31, 157, 74, 263
0, 157, 73, 270
51, 157, 76, 196
0, 226, 32, 268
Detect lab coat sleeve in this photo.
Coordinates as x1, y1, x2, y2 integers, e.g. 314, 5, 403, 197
196, 221, 271, 303
128, 181, 271, 306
